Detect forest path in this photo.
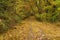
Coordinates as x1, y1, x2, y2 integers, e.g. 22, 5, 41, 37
0, 16, 60, 40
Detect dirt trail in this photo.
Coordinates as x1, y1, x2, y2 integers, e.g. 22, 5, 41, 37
0, 16, 60, 40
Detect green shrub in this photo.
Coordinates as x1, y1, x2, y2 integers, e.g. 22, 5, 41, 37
35, 12, 60, 22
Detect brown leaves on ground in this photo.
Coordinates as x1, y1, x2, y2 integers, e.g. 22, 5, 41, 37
0, 16, 60, 40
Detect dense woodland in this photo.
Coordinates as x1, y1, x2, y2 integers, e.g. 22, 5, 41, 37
0, 0, 60, 36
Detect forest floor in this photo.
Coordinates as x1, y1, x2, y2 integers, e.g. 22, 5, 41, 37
0, 16, 60, 40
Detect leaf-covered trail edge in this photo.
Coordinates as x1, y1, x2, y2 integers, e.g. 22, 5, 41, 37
0, 16, 60, 40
